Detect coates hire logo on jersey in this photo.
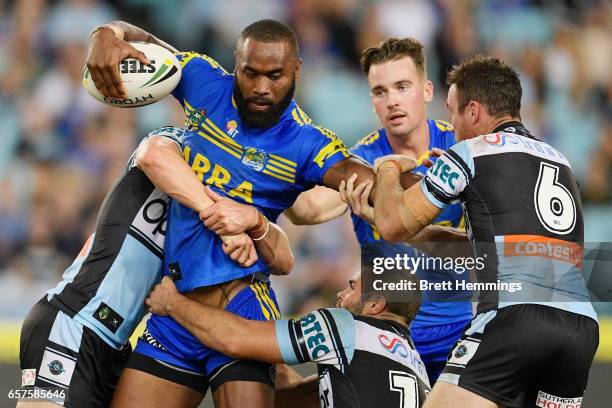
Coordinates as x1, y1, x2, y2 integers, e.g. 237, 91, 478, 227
483, 132, 520, 147
378, 334, 409, 358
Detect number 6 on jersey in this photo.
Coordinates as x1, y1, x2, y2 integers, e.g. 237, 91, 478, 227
534, 162, 577, 235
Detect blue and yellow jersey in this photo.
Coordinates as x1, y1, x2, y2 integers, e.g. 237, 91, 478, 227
165, 52, 350, 291
349, 120, 462, 244
349, 120, 471, 326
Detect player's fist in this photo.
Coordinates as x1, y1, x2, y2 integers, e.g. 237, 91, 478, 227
340, 174, 375, 224
200, 187, 259, 235
86, 26, 151, 99
221, 233, 258, 267
145, 276, 179, 316
373, 154, 418, 174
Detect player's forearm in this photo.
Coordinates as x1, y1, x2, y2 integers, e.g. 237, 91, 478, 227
255, 222, 294, 276
285, 187, 348, 225
135, 138, 213, 213
323, 157, 421, 205
374, 168, 414, 242
323, 156, 375, 195
166, 294, 244, 356
166, 293, 283, 363
99, 21, 178, 53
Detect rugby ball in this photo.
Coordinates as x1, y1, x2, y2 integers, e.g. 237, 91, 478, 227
82, 42, 182, 108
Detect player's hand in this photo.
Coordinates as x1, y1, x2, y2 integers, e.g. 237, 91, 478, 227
86, 27, 151, 99
422, 148, 445, 168
373, 154, 418, 174
199, 186, 259, 235
340, 174, 374, 224
145, 276, 179, 316
221, 233, 258, 267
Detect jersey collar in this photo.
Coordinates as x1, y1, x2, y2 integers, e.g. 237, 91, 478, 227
492, 121, 537, 140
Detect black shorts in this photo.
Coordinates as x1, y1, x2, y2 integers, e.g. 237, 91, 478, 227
125, 350, 275, 395
19, 297, 132, 407
439, 304, 599, 408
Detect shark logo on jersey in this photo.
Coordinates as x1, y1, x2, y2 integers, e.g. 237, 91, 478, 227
242, 147, 267, 171
48, 360, 65, 375
378, 334, 409, 358
454, 344, 468, 358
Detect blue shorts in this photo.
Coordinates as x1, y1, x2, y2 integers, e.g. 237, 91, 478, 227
411, 318, 471, 384
134, 281, 280, 377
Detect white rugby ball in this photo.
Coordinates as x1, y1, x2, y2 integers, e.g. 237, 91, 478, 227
82, 42, 182, 108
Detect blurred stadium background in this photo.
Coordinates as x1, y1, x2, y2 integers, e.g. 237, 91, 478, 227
0, 0, 610, 406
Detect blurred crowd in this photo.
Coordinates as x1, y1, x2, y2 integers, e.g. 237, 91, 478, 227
0, 0, 610, 318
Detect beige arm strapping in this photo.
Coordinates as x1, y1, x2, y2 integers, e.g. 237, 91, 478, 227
398, 183, 442, 239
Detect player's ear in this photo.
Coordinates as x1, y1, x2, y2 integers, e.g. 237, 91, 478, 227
467, 101, 479, 125
423, 79, 433, 103
295, 57, 303, 81
368, 295, 387, 315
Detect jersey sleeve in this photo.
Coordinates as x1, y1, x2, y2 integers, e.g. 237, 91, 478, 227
128, 126, 185, 169
171, 52, 229, 107
300, 126, 350, 185
422, 141, 474, 209
348, 143, 368, 161
275, 308, 355, 369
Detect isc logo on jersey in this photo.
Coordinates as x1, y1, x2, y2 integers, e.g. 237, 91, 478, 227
82, 42, 182, 107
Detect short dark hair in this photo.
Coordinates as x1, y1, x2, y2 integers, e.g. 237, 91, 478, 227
447, 55, 522, 117
238, 19, 299, 58
360, 37, 426, 77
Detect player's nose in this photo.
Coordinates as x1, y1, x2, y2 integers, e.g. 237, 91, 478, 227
253, 77, 271, 96
386, 89, 400, 108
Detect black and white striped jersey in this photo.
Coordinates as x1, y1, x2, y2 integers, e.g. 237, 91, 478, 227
275, 308, 430, 407
46, 127, 184, 348
421, 122, 596, 320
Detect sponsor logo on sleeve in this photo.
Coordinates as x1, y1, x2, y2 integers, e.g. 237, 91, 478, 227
430, 158, 460, 190
446, 338, 480, 368
93, 302, 124, 334
38, 348, 76, 387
